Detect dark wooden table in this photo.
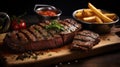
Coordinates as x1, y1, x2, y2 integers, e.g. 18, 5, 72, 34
0, 46, 120, 67
48, 50, 120, 67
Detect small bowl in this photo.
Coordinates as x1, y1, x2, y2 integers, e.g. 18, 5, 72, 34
73, 9, 119, 34
0, 12, 11, 33
34, 4, 62, 20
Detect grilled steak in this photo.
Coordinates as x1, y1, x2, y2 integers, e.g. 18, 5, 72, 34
71, 30, 100, 51
4, 18, 81, 52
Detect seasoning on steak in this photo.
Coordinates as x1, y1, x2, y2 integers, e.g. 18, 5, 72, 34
3, 18, 82, 52
70, 30, 100, 51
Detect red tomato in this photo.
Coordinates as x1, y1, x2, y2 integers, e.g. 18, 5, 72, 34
12, 23, 20, 30
11, 19, 26, 30
19, 20, 26, 29
11, 20, 18, 30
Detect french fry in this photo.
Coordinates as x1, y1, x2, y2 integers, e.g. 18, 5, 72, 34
104, 13, 117, 20
95, 16, 103, 24
83, 9, 93, 17
88, 3, 113, 22
75, 11, 83, 18
83, 16, 96, 22
82, 10, 88, 17
84, 9, 101, 13
74, 3, 117, 23
104, 13, 116, 17
83, 9, 93, 12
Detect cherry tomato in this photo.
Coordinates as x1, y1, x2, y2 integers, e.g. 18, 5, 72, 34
11, 19, 26, 30
11, 20, 18, 30
19, 20, 26, 29
12, 23, 20, 30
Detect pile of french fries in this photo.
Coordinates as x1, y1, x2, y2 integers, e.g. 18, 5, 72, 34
75, 3, 117, 24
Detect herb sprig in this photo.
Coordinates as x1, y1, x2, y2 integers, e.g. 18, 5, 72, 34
45, 20, 64, 32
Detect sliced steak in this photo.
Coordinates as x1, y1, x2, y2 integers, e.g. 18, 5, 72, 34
71, 30, 100, 51
72, 40, 94, 50
4, 18, 81, 52
77, 30, 99, 39
74, 35, 95, 42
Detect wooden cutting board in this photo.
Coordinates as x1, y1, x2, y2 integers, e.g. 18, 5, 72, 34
1, 29, 120, 67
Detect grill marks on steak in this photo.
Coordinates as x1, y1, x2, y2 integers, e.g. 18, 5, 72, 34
71, 30, 100, 51
77, 30, 99, 39
59, 19, 81, 34
74, 35, 95, 42
72, 40, 94, 48
35, 25, 52, 39
4, 18, 82, 52
39, 22, 60, 48
39, 22, 64, 48
39, 21, 57, 35
64, 19, 81, 29
59, 21, 75, 33
20, 29, 37, 41
28, 25, 44, 41
17, 32, 28, 43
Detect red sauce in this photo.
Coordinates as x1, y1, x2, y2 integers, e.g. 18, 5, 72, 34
37, 10, 57, 16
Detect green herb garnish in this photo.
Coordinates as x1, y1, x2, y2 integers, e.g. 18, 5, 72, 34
45, 20, 64, 32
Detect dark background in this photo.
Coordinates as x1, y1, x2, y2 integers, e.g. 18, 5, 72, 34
0, 0, 120, 67
0, 0, 120, 17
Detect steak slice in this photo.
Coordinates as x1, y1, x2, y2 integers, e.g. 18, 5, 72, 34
77, 30, 100, 39
4, 18, 81, 52
71, 30, 100, 51
74, 35, 94, 41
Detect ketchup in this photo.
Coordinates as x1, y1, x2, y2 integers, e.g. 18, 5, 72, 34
38, 10, 57, 16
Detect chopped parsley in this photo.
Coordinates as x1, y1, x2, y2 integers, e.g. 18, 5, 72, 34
45, 20, 64, 32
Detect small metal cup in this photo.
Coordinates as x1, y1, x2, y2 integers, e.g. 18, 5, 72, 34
0, 12, 10, 33
34, 4, 62, 21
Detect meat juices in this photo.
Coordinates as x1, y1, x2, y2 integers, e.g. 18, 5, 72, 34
71, 30, 100, 51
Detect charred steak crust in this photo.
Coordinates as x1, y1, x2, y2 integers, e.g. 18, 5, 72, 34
4, 18, 82, 52
71, 30, 100, 51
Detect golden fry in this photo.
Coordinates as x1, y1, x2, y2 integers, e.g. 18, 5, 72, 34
75, 12, 82, 18
95, 16, 103, 24
88, 3, 113, 22
83, 9, 93, 12
104, 13, 117, 20
83, 9, 93, 17
84, 9, 101, 13
104, 13, 116, 17
83, 16, 96, 22
75, 3, 117, 23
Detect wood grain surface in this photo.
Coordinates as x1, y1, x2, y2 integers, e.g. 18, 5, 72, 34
0, 28, 120, 67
